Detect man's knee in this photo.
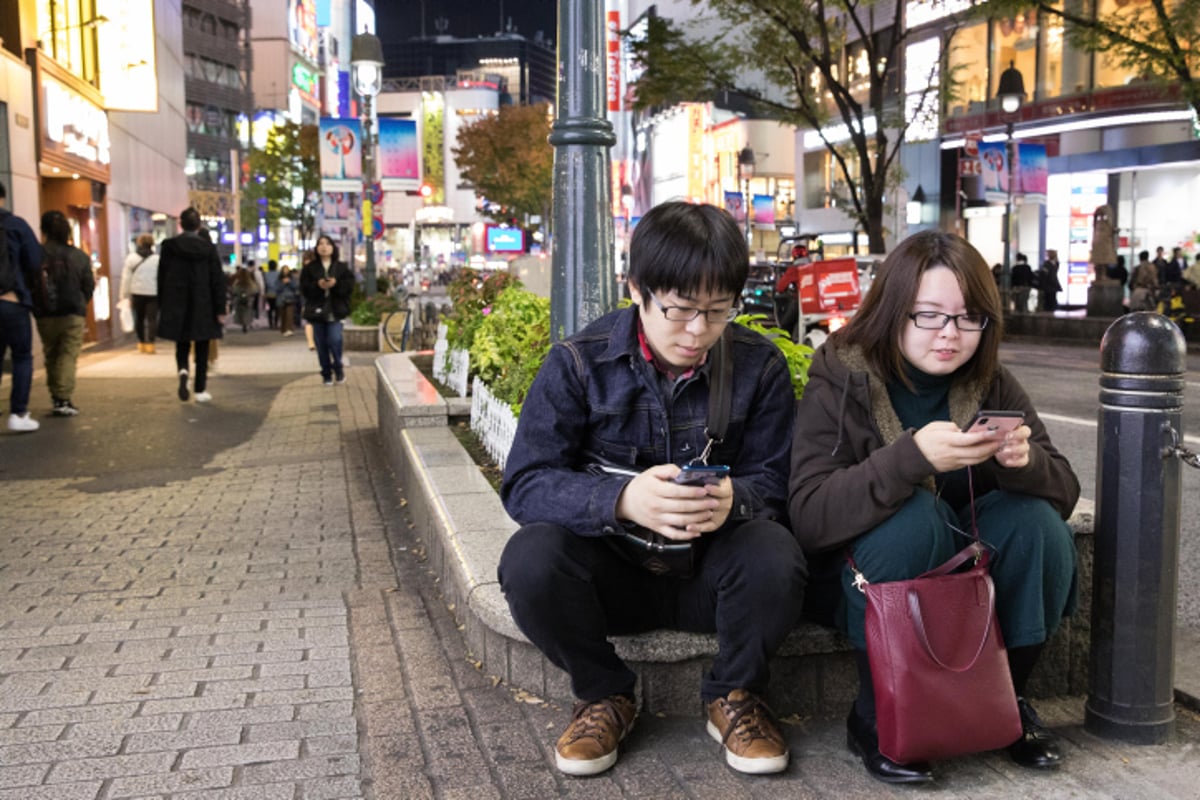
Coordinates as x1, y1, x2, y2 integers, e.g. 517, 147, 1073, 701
713, 520, 807, 598
498, 522, 576, 598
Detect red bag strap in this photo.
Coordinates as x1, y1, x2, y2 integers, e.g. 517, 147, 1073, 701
906, 570, 997, 672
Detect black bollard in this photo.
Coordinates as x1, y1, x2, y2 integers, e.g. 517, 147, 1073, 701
1086, 312, 1187, 744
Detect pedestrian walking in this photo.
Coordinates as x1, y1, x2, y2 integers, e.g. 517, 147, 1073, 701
121, 233, 160, 353
1130, 250, 1159, 311
300, 234, 354, 384
1011, 253, 1033, 313
0, 181, 44, 432
497, 201, 804, 777
263, 259, 281, 329
231, 266, 259, 333
157, 208, 226, 403
1038, 250, 1062, 311
789, 231, 1080, 784
277, 265, 298, 336
32, 210, 95, 417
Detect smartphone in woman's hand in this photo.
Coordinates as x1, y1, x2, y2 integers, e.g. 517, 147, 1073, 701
962, 410, 1025, 436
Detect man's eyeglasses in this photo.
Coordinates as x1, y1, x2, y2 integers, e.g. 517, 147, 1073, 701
648, 291, 739, 324
908, 311, 989, 331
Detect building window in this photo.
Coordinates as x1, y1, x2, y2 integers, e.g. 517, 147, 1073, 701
1094, 0, 1153, 88
946, 22, 988, 117
990, 11, 1039, 103
36, 0, 101, 86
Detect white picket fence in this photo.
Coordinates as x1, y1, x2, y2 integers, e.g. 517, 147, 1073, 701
432, 324, 470, 398
470, 377, 519, 472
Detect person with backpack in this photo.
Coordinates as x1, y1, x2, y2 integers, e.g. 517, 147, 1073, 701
33, 210, 94, 417
0, 181, 45, 432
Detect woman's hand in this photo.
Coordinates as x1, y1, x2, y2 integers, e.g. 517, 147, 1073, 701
993, 424, 1032, 469
614, 464, 732, 540
913, 420, 1007, 473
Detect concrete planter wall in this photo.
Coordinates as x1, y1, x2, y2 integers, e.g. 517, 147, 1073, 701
343, 323, 381, 352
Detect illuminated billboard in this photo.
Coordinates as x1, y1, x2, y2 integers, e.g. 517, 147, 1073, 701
486, 226, 524, 253
96, 0, 159, 112
289, 0, 319, 63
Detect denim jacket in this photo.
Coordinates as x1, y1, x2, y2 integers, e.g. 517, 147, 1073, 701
501, 305, 796, 537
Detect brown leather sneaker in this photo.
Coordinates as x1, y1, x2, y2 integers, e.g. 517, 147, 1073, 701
555, 694, 638, 776
706, 688, 789, 774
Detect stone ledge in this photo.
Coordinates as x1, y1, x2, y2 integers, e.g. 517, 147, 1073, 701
376, 351, 1095, 715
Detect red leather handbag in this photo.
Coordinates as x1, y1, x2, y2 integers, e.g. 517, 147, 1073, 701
851, 540, 1022, 764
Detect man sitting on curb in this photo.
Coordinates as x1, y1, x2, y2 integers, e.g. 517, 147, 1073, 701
497, 200, 806, 777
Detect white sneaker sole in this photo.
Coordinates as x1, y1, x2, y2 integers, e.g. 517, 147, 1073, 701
555, 748, 618, 776
706, 720, 789, 774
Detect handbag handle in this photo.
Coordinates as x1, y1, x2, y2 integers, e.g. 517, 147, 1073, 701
906, 570, 997, 673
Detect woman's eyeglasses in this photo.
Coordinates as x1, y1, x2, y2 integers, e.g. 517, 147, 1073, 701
908, 311, 989, 331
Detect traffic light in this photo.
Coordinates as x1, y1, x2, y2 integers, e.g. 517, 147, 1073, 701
419, 183, 433, 199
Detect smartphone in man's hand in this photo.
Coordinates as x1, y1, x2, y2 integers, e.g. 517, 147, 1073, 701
673, 464, 731, 486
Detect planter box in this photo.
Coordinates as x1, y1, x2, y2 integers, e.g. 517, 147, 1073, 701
343, 323, 381, 352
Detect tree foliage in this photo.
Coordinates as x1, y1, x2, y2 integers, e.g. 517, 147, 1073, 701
981, 0, 1200, 118
241, 122, 321, 248
452, 103, 554, 231
629, 1, 962, 253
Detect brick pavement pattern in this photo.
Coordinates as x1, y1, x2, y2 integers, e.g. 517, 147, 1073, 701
1, 332, 1198, 799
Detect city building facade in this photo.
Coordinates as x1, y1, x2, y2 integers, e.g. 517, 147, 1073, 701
1, 0, 188, 345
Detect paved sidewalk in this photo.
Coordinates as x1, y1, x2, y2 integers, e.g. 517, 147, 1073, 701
1, 332, 1198, 799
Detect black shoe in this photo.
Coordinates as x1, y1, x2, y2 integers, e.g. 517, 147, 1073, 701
846, 707, 934, 784
52, 399, 80, 417
178, 369, 190, 401
1007, 697, 1062, 769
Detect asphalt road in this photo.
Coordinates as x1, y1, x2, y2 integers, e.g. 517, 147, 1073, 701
1001, 339, 1200, 630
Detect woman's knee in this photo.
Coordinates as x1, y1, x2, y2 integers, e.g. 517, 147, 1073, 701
849, 490, 958, 582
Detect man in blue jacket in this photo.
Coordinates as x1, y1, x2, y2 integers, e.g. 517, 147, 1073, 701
498, 201, 805, 777
0, 182, 45, 432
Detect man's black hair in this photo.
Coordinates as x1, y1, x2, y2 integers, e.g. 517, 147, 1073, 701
627, 201, 748, 301
0, 181, 6, 200
180, 207, 201, 232
40, 210, 71, 243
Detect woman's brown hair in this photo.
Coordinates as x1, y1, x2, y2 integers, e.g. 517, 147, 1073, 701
832, 231, 1004, 388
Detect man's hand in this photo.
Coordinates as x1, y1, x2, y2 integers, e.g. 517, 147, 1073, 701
614, 464, 733, 540
216, 314, 226, 325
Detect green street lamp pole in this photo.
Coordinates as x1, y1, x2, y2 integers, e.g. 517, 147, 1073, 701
549, 0, 617, 340
352, 32, 385, 298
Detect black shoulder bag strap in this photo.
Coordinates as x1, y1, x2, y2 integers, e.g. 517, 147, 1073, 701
697, 329, 733, 464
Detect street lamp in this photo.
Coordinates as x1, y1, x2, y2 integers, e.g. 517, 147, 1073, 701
997, 60, 1025, 314
352, 31, 385, 297
738, 146, 756, 249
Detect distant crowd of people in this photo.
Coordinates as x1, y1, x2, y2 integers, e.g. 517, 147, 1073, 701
994, 244, 1200, 315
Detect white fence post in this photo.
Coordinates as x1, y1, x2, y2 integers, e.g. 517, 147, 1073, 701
433, 324, 449, 384
470, 377, 518, 472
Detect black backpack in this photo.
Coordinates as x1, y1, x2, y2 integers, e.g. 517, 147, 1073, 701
0, 211, 15, 296
32, 248, 74, 316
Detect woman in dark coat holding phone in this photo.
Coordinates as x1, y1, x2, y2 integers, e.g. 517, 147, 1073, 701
300, 234, 354, 384
788, 231, 1080, 785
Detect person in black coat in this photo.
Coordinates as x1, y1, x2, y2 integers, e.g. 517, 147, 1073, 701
1010, 253, 1034, 313
300, 234, 355, 385
157, 207, 226, 403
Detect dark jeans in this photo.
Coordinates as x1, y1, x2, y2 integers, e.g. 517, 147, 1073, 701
131, 294, 158, 343
175, 339, 211, 393
498, 519, 807, 703
0, 299, 34, 415
310, 319, 344, 381
265, 296, 278, 329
